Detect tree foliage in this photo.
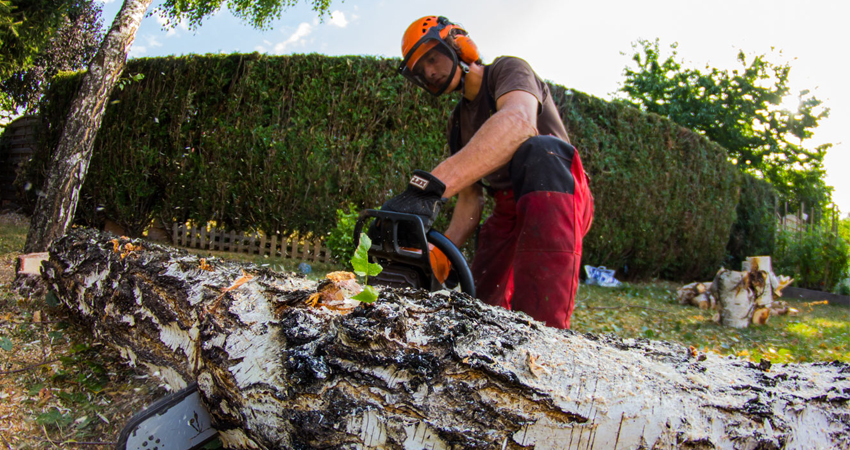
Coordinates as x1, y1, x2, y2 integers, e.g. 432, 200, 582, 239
0, 0, 103, 121
154, 0, 334, 30
619, 39, 832, 211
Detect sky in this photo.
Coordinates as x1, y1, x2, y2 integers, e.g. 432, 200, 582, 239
100, 0, 849, 215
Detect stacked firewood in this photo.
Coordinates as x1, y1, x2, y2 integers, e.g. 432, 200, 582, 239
677, 257, 794, 328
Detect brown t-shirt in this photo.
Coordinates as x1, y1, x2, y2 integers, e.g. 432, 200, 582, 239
449, 56, 570, 191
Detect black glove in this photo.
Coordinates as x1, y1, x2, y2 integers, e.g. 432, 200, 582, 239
381, 170, 447, 229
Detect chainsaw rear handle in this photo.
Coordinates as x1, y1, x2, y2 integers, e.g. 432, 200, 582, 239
353, 209, 475, 297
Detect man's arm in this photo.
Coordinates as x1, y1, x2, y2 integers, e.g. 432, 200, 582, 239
431, 90, 539, 198
443, 183, 485, 247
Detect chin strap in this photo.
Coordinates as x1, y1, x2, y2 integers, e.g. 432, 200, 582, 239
456, 61, 470, 94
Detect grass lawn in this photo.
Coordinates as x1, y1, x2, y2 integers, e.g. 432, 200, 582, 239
572, 282, 850, 363
1, 216, 848, 447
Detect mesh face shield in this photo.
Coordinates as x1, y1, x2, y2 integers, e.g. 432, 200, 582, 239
398, 31, 459, 96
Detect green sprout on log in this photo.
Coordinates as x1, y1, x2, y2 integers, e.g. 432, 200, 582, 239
350, 233, 382, 303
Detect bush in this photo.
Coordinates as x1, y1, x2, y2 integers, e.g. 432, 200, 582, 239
325, 203, 359, 268
835, 277, 850, 296
775, 229, 849, 291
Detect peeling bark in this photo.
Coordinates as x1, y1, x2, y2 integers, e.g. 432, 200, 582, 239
24, 0, 152, 252
43, 228, 850, 449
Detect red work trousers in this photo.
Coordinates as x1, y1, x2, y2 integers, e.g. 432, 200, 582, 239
471, 136, 593, 329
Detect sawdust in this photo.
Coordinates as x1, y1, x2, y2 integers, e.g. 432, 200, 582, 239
0, 236, 167, 448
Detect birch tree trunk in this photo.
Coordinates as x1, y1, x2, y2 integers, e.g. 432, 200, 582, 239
42, 228, 850, 449
23, 0, 152, 253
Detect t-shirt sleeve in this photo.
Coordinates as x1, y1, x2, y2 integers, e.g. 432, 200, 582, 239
489, 57, 544, 111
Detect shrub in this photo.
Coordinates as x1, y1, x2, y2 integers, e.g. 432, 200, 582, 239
325, 203, 359, 268
775, 229, 849, 291
835, 276, 850, 296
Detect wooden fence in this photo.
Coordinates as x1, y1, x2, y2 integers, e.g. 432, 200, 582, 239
172, 223, 334, 264
778, 201, 840, 238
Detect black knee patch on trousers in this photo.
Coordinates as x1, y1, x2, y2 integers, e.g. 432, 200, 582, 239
509, 135, 576, 199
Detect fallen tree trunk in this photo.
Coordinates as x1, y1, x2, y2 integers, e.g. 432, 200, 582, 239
42, 228, 850, 449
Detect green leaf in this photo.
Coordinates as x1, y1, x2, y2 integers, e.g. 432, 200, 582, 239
45, 291, 60, 307
0, 336, 12, 351
351, 285, 379, 303
36, 408, 73, 428
351, 233, 382, 278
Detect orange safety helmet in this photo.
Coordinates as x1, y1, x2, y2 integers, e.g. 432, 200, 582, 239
399, 16, 479, 96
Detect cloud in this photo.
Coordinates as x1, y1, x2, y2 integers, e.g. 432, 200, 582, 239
128, 34, 164, 57
255, 39, 274, 53
153, 11, 189, 37
272, 22, 314, 54
129, 43, 147, 58
147, 35, 163, 48
328, 10, 348, 28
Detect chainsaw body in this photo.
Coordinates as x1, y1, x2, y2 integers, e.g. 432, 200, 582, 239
353, 209, 475, 296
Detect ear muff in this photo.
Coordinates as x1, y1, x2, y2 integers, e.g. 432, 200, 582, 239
451, 32, 479, 64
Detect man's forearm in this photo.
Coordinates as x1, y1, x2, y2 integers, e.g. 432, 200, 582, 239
432, 106, 537, 198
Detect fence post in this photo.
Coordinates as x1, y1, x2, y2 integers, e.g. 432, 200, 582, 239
834, 207, 838, 236
783, 201, 788, 231
188, 225, 196, 248
811, 204, 815, 233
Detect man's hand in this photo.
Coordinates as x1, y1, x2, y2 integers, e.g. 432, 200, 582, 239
381, 170, 447, 229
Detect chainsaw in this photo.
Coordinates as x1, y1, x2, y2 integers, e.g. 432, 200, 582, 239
352, 209, 475, 296
114, 211, 474, 449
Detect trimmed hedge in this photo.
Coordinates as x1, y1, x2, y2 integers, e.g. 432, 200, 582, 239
553, 88, 738, 280
21, 53, 739, 280
725, 173, 778, 270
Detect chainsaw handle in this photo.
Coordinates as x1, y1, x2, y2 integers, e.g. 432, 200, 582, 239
427, 230, 475, 297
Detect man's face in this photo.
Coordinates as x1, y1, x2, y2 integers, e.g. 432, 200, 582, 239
409, 44, 460, 94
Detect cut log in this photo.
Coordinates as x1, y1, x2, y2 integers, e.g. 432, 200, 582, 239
16, 252, 49, 276
676, 282, 715, 309
41, 228, 850, 449
712, 269, 754, 328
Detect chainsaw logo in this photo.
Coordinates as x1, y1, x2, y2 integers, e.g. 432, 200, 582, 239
410, 175, 429, 190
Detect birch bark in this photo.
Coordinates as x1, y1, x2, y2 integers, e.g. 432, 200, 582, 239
42, 228, 850, 449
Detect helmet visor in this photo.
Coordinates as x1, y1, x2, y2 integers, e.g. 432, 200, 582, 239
398, 39, 458, 96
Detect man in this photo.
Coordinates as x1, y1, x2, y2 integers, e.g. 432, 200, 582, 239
382, 16, 593, 329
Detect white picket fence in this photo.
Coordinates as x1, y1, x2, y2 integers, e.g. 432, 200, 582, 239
171, 223, 333, 263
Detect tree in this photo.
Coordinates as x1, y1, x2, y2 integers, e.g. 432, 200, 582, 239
1, 0, 103, 121
619, 39, 832, 212
23, 0, 337, 253
42, 227, 850, 449
1, 0, 94, 122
